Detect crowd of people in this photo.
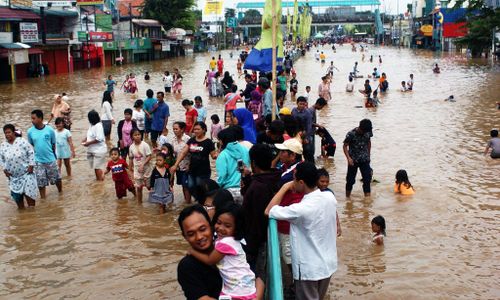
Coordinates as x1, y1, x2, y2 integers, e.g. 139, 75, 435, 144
1, 42, 498, 300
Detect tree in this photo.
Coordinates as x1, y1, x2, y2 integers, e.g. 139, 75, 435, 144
225, 8, 236, 19
244, 9, 261, 18
193, 9, 202, 22
143, 0, 196, 30
453, 0, 500, 57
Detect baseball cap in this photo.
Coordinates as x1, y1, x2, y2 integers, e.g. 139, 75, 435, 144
275, 138, 303, 155
279, 107, 291, 115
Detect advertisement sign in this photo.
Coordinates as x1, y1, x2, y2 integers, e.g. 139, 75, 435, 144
32, 1, 73, 7
89, 31, 113, 42
20, 23, 39, 43
202, 0, 224, 22
226, 17, 236, 28
95, 14, 112, 32
76, 0, 103, 5
8, 49, 29, 65
0, 32, 13, 43
77, 31, 88, 41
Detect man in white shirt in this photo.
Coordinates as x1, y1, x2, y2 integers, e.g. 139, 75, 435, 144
265, 162, 338, 300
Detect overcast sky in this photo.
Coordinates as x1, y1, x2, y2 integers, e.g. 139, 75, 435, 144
195, 0, 413, 15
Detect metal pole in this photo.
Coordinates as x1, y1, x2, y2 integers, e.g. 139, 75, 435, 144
271, 0, 277, 121
129, 3, 133, 38
84, 7, 90, 69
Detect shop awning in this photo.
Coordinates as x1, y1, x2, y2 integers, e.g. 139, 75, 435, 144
0, 7, 40, 21
0, 42, 31, 49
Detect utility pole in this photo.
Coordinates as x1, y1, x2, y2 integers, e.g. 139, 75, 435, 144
129, 3, 133, 39
271, 0, 277, 121
84, 7, 91, 69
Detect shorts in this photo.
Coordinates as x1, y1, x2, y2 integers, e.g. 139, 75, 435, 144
279, 233, 292, 265
35, 161, 61, 187
133, 165, 152, 188
87, 152, 107, 170
164, 86, 172, 93
150, 130, 162, 142
145, 118, 152, 133
176, 170, 188, 186
102, 120, 112, 136
10, 191, 24, 204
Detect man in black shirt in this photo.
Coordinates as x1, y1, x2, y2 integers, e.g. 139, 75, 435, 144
177, 205, 222, 300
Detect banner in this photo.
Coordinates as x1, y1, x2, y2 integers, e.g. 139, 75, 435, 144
20, 22, 38, 43
77, 0, 103, 5
89, 31, 113, 42
95, 14, 112, 32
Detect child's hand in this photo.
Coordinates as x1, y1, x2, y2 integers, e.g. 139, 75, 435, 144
71, 151, 76, 159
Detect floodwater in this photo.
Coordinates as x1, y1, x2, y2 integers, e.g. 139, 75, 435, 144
0, 46, 499, 299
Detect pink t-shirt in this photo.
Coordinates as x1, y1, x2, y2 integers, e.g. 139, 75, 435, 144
215, 237, 257, 299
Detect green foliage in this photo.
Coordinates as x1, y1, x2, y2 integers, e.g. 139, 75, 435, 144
453, 0, 500, 56
244, 9, 262, 18
193, 9, 202, 22
143, 0, 196, 30
225, 8, 236, 19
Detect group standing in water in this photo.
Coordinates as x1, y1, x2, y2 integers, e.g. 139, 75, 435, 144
1, 44, 498, 300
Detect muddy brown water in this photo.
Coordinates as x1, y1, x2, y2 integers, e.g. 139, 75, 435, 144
0, 46, 499, 299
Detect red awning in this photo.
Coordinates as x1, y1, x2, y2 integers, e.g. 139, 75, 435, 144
0, 8, 40, 20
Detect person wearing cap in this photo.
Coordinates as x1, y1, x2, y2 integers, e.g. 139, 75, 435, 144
279, 107, 291, 118
274, 138, 305, 295
343, 119, 373, 197
264, 162, 338, 300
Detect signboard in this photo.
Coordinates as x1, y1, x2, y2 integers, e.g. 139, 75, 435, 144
226, 27, 232, 33
0, 32, 13, 43
20, 23, 39, 43
76, 0, 103, 5
77, 31, 88, 41
95, 14, 112, 32
166, 28, 186, 40
420, 25, 433, 37
8, 49, 29, 65
32, 1, 73, 7
202, 0, 224, 22
89, 31, 113, 42
226, 17, 236, 28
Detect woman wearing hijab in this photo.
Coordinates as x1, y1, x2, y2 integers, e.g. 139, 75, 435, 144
231, 108, 256, 144
221, 71, 234, 94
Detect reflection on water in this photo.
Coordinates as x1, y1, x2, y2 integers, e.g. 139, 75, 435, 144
0, 46, 499, 298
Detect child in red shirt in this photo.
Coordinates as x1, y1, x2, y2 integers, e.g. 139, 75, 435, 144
105, 148, 136, 199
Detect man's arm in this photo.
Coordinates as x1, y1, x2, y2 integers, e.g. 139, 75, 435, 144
264, 181, 293, 216
343, 143, 354, 166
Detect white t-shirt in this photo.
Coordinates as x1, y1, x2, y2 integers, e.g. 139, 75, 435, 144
163, 75, 173, 88
101, 101, 113, 121
132, 109, 145, 130
86, 123, 107, 154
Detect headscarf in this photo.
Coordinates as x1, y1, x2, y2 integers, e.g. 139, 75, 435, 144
232, 108, 256, 144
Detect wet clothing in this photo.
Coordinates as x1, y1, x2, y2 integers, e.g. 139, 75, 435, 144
394, 182, 415, 195
320, 131, 336, 157
487, 137, 500, 158
0, 137, 39, 201
149, 167, 173, 205
55, 129, 72, 159
343, 128, 372, 164
107, 158, 134, 198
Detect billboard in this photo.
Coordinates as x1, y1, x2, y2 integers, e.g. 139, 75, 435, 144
20, 22, 39, 43
77, 0, 103, 5
89, 31, 113, 41
95, 14, 112, 32
202, 0, 224, 22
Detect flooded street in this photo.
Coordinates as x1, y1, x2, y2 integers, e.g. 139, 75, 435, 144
0, 46, 499, 299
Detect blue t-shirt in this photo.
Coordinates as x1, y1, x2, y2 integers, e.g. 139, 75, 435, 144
195, 106, 207, 122
151, 102, 170, 132
27, 125, 56, 163
143, 97, 157, 117
106, 79, 116, 92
